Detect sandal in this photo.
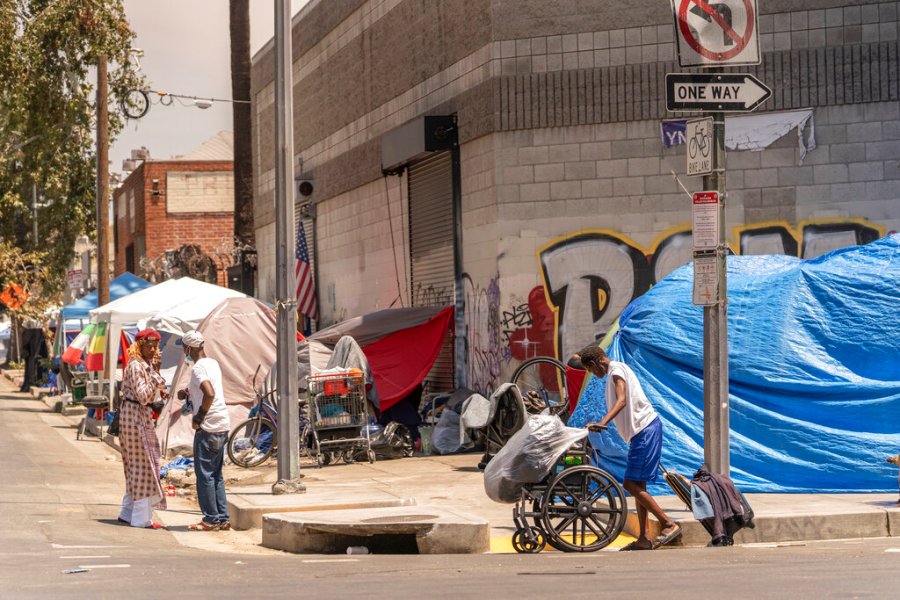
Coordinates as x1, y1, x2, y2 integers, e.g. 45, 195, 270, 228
656, 524, 683, 547
188, 521, 219, 531
145, 523, 165, 530
619, 540, 654, 551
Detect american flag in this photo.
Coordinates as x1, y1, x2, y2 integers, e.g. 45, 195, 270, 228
295, 222, 318, 320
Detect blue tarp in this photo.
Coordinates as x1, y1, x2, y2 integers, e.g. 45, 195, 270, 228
60, 272, 152, 323
571, 234, 900, 493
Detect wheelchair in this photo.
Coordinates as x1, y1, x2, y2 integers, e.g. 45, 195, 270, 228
510, 431, 627, 553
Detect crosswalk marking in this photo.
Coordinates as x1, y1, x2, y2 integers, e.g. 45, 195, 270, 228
52, 544, 123, 549
60, 556, 111, 559
885, 548, 900, 553
77, 564, 131, 569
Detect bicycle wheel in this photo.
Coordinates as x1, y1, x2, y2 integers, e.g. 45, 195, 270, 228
512, 356, 569, 419
227, 417, 277, 468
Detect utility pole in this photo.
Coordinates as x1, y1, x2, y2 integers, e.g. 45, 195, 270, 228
272, 0, 304, 494
702, 109, 729, 476
96, 55, 110, 307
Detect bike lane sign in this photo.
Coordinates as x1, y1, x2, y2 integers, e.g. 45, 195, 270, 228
686, 117, 713, 176
670, 0, 760, 67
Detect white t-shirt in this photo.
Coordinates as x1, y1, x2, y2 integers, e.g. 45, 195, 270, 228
188, 357, 230, 434
605, 361, 657, 443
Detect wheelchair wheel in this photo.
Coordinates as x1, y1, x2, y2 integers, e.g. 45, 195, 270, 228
512, 529, 546, 554
540, 465, 627, 552
512, 357, 569, 420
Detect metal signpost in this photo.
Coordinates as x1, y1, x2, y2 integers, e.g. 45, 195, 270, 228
272, 0, 304, 494
668, 0, 767, 476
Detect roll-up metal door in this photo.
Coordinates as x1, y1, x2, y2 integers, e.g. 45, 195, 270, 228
408, 151, 455, 394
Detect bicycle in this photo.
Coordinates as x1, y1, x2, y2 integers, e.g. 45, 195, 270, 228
511, 356, 570, 421
227, 365, 331, 468
688, 123, 710, 160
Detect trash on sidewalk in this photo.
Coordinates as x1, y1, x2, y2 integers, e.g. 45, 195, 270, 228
159, 456, 193, 478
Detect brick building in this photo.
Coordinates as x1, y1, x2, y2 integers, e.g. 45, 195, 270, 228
113, 132, 235, 287
251, 0, 900, 394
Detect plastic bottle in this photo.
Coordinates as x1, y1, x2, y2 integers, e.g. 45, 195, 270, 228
346, 546, 369, 555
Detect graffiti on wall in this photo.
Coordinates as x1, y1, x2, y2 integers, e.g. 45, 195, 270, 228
522, 219, 886, 363
462, 274, 503, 395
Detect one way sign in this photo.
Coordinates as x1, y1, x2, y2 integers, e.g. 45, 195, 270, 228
666, 72, 771, 112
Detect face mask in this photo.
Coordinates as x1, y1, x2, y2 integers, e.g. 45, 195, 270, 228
184, 351, 194, 363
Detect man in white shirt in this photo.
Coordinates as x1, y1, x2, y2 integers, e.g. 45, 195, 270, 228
580, 344, 681, 551
177, 330, 231, 531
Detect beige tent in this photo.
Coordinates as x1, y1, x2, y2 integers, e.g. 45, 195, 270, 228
155, 297, 277, 454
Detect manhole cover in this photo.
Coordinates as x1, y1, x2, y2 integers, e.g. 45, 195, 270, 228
361, 514, 439, 523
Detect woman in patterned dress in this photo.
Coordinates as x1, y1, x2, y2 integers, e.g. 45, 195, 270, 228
117, 328, 168, 528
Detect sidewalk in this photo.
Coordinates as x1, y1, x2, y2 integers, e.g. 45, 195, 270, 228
5, 367, 898, 553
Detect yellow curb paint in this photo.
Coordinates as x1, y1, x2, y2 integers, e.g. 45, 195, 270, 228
489, 532, 635, 553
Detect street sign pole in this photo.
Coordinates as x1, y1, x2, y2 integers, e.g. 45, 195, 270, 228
702, 106, 729, 476
273, 0, 305, 495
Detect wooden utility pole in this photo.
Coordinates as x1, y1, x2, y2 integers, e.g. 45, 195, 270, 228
229, 0, 254, 248
96, 55, 110, 307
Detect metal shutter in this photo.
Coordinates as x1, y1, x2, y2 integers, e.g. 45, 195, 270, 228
408, 151, 455, 394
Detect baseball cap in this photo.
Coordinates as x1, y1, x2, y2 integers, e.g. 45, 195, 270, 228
182, 330, 205, 348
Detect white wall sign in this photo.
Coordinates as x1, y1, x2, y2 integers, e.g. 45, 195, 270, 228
671, 0, 760, 67
66, 269, 84, 290
692, 191, 720, 251
686, 117, 713, 175
692, 253, 719, 306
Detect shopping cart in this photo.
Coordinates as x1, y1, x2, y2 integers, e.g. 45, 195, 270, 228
306, 368, 375, 466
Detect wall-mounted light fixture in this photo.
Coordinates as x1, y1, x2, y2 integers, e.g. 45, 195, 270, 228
151, 178, 160, 197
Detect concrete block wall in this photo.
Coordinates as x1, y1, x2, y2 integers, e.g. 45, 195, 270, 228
490, 101, 898, 365
313, 177, 410, 326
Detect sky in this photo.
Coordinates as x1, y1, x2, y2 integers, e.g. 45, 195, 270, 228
111, 0, 311, 172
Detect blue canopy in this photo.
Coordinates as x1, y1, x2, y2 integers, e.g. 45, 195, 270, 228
571, 234, 900, 493
60, 272, 152, 324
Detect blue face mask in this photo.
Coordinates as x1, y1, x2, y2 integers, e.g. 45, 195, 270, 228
184, 352, 194, 364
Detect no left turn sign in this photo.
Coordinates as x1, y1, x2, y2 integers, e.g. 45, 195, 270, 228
671, 0, 760, 67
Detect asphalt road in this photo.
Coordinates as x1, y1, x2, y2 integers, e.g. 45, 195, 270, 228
2, 382, 899, 599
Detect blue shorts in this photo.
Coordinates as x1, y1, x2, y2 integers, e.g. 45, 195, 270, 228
624, 417, 662, 483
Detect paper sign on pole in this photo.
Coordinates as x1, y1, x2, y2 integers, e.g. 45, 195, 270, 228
692, 191, 720, 251
693, 253, 719, 306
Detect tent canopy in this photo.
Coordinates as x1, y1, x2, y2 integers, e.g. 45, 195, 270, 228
156, 297, 277, 452
61, 272, 151, 323
302, 306, 454, 411
570, 234, 900, 493
89, 277, 246, 388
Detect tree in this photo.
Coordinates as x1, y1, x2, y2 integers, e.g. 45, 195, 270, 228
0, 0, 143, 310
230, 0, 254, 249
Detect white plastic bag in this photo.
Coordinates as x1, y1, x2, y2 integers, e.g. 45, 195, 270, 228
432, 408, 469, 454
483, 414, 587, 503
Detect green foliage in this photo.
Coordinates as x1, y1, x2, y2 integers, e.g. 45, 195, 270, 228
0, 240, 54, 319
0, 0, 144, 308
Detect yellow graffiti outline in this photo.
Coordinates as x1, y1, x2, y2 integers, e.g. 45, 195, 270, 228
535, 217, 885, 361
733, 217, 886, 256
536, 229, 646, 363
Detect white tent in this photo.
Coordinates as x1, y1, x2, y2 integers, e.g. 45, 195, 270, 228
154, 296, 277, 454
89, 277, 245, 394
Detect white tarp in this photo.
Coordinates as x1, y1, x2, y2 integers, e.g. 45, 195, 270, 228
725, 108, 816, 161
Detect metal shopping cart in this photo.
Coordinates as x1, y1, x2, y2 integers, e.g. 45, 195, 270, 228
306, 368, 375, 466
